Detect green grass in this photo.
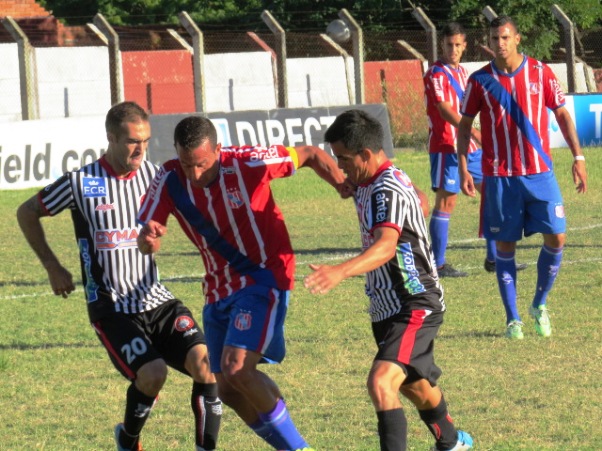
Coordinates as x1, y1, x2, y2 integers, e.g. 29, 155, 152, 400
1, 148, 601, 450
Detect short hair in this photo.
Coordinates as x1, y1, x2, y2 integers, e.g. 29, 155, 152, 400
441, 22, 466, 38
490, 15, 519, 34
324, 109, 384, 154
105, 101, 148, 137
173, 116, 218, 152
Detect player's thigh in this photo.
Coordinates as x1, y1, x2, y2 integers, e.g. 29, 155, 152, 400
430, 153, 461, 194
522, 171, 566, 236
482, 175, 524, 242
92, 313, 161, 381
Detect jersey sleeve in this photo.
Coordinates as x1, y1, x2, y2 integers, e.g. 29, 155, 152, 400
425, 68, 449, 105
460, 77, 481, 118
237, 144, 296, 182
368, 187, 404, 235
137, 165, 174, 227
38, 173, 75, 216
543, 64, 566, 110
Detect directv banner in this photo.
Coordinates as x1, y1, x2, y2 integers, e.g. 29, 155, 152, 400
0, 104, 392, 190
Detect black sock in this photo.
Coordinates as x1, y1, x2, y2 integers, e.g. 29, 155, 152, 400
376, 408, 407, 451
192, 382, 222, 450
121, 383, 156, 447
418, 395, 457, 450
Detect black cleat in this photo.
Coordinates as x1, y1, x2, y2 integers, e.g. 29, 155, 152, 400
437, 263, 468, 278
484, 259, 528, 273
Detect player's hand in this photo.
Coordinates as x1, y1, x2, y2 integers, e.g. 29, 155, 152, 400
460, 172, 476, 197
45, 261, 75, 298
339, 178, 357, 199
572, 160, 587, 194
138, 220, 166, 254
304, 263, 344, 295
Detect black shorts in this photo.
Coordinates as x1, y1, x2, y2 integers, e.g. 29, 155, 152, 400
91, 299, 206, 381
371, 308, 443, 386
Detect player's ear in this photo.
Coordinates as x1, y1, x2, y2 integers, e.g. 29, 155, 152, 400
360, 148, 373, 162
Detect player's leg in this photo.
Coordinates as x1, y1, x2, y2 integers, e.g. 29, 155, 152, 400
92, 312, 165, 450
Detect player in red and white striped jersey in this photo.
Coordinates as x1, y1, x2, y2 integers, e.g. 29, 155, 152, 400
138, 115, 347, 450
17, 102, 221, 451
458, 16, 587, 339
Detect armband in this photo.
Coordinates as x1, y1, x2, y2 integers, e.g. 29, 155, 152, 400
574, 155, 585, 162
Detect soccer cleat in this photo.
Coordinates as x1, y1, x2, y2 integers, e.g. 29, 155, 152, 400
431, 430, 473, 450
505, 320, 524, 339
484, 259, 528, 273
114, 423, 144, 451
437, 263, 468, 278
529, 305, 552, 337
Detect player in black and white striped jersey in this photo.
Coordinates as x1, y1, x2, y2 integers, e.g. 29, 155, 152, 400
304, 109, 473, 451
17, 102, 221, 451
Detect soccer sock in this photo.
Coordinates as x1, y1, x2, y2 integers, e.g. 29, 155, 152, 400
418, 396, 458, 451
249, 419, 290, 449
121, 383, 157, 447
486, 238, 496, 262
257, 398, 309, 450
191, 382, 222, 451
532, 245, 563, 308
376, 408, 407, 451
496, 250, 520, 323
430, 210, 451, 268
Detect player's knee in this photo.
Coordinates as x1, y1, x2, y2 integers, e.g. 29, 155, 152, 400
136, 359, 168, 394
185, 345, 214, 383
366, 373, 395, 403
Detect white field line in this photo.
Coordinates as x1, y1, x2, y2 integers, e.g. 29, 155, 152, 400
3, 223, 601, 301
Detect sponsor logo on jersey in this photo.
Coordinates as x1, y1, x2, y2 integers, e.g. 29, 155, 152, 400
83, 177, 107, 198
234, 311, 252, 331
174, 315, 195, 332
78, 239, 99, 303
398, 242, 426, 295
95, 228, 140, 249
95, 203, 115, 211
226, 188, 244, 209
375, 192, 388, 223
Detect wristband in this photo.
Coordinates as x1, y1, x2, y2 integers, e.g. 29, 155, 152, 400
574, 155, 585, 161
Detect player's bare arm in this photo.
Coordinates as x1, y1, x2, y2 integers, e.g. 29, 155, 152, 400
414, 185, 430, 217
553, 106, 587, 194
137, 219, 167, 254
17, 195, 75, 298
304, 226, 399, 295
293, 145, 347, 196
457, 116, 477, 197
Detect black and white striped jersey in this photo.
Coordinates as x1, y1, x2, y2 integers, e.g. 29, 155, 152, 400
354, 161, 445, 322
38, 157, 174, 319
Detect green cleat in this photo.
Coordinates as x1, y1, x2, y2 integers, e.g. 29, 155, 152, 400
505, 320, 524, 339
529, 305, 552, 337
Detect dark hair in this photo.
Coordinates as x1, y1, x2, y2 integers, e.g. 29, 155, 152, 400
324, 109, 384, 154
105, 101, 148, 137
441, 22, 466, 38
490, 15, 519, 34
173, 116, 218, 151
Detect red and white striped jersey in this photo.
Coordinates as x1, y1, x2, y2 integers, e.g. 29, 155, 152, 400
38, 157, 174, 319
461, 55, 565, 176
138, 145, 297, 304
423, 61, 479, 154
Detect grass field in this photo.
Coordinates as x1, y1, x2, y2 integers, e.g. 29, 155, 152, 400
1, 147, 601, 450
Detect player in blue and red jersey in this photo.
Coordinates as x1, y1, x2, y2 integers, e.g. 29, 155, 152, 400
137, 115, 347, 450
458, 16, 587, 339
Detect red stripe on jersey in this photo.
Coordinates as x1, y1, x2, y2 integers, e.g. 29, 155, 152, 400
397, 310, 426, 364
92, 322, 136, 380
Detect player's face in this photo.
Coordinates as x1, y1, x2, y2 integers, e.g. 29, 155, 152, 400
490, 24, 521, 62
107, 119, 151, 176
330, 141, 370, 185
177, 139, 221, 188
441, 34, 467, 67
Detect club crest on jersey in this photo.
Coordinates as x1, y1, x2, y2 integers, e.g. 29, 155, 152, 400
234, 311, 252, 331
174, 315, 195, 332
529, 82, 541, 95
226, 188, 244, 208
83, 178, 107, 198
393, 170, 412, 188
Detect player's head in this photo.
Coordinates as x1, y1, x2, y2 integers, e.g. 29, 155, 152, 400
489, 15, 521, 61
325, 109, 385, 185
173, 116, 221, 188
440, 22, 467, 66
104, 101, 150, 176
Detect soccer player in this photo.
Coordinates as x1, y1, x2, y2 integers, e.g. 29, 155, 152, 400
136, 115, 347, 450
423, 22, 526, 277
457, 16, 587, 339
16, 102, 222, 451
305, 109, 473, 451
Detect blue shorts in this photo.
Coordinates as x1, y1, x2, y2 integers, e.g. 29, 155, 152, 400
481, 171, 566, 242
203, 284, 289, 374
430, 150, 483, 193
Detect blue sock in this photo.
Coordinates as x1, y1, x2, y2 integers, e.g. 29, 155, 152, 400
532, 245, 563, 308
486, 238, 496, 262
429, 210, 450, 268
258, 398, 309, 450
249, 418, 289, 449
496, 250, 520, 323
